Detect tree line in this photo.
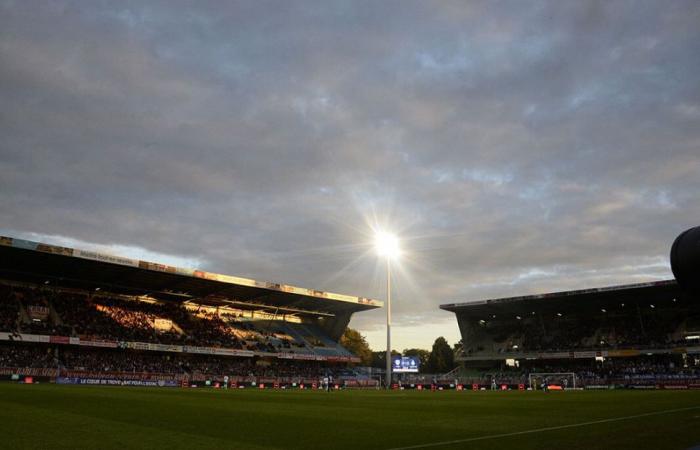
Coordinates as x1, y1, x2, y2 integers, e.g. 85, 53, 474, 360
340, 328, 458, 374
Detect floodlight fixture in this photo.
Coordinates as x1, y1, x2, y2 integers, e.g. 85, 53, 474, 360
374, 231, 400, 259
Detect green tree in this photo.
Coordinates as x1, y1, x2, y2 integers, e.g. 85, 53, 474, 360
340, 328, 373, 365
370, 350, 400, 368
426, 337, 454, 373
402, 348, 430, 373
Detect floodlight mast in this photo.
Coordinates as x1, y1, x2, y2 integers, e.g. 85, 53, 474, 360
385, 256, 391, 389
375, 231, 399, 389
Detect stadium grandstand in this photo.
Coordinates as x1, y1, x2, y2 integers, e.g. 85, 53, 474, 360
0, 236, 382, 388
440, 224, 700, 390
441, 280, 700, 388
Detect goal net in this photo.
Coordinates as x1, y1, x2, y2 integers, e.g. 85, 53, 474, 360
528, 372, 577, 390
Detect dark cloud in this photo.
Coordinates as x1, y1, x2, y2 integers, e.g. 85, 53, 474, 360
2, 0, 699, 349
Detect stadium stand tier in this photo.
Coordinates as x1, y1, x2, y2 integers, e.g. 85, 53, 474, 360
440, 279, 700, 389
0, 236, 381, 386
441, 280, 700, 360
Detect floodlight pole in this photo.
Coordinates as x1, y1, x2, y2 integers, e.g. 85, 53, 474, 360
385, 257, 392, 389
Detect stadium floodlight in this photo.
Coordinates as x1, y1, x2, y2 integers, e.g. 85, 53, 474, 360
375, 232, 400, 259
375, 230, 400, 389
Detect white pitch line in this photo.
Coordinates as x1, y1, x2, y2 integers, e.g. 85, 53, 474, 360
386, 405, 700, 450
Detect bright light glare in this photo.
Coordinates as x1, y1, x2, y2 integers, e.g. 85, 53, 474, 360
375, 231, 400, 258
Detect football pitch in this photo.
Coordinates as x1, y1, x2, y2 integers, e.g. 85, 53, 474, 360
1, 384, 700, 450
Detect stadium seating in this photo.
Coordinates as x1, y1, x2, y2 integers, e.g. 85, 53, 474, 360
459, 299, 695, 357
0, 285, 19, 332
0, 283, 354, 359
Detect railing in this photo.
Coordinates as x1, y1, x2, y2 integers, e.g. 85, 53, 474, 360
442, 367, 461, 378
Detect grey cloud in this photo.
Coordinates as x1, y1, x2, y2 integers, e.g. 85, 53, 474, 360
1, 0, 699, 349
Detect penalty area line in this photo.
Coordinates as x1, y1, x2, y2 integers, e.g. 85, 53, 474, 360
386, 405, 700, 450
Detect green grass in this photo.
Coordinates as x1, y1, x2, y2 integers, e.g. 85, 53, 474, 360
1, 384, 700, 449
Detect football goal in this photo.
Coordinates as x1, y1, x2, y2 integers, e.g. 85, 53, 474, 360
528, 372, 577, 390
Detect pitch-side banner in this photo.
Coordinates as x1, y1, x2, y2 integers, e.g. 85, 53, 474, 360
278, 352, 318, 361
0, 333, 50, 343
0, 333, 348, 361
56, 377, 178, 387
78, 339, 118, 348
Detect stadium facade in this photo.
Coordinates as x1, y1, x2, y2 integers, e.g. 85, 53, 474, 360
0, 236, 382, 387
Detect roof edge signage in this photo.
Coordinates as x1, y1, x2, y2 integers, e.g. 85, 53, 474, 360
440, 279, 677, 311
0, 236, 382, 308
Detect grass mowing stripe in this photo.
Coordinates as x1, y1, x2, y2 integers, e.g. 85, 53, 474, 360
0, 396, 274, 450
385, 405, 700, 450
3, 385, 700, 449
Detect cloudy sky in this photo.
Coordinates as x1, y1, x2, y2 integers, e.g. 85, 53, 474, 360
1, 1, 699, 350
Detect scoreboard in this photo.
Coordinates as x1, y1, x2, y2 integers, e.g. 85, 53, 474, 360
392, 355, 419, 373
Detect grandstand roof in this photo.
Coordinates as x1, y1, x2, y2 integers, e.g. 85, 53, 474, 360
0, 236, 382, 316
440, 280, 683, 317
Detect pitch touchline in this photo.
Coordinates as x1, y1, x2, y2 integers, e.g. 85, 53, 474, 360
386, 405, 700, 450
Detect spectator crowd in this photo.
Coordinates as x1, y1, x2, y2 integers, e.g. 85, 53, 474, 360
0, 283, 341, 357
0, 343, 348, 381
461, 296, 698, 357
